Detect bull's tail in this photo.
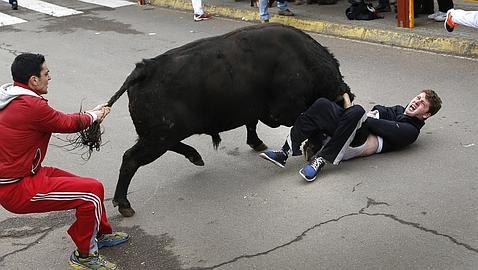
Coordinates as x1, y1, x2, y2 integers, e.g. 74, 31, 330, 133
70, 62, 147, 159
107, 62, 147, 107
211, 133, 221, 150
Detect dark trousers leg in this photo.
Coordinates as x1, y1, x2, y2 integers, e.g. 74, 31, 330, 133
437, 0, 453, 12
422, 0, 434, 13
282, 98, 342, 156
318, 105, 366, 164
282, 98, 366, 164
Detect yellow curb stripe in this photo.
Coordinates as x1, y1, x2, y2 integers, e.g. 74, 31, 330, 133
151, 0, 478, 58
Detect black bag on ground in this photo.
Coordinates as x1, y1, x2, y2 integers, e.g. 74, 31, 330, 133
346, 0, 383, 20
318, 0, 338, 5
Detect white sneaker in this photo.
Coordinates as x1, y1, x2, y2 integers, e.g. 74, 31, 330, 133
193, 12, 212, 21
434, 12, 447, 22
428, 11, 445, 20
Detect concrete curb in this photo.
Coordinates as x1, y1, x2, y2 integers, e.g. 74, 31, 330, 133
151, 0, 478, 57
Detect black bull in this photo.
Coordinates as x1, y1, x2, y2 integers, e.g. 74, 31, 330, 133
86, 23, 355, 217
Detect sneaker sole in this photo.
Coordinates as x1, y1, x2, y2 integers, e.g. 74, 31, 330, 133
68, 260, 90, 270
444, 19, 453, 32
444, 10, 455, 32
298, 168, 316, 182
259, 153, 285, 168
194, 17, 211, 21
98, 235, 130, 249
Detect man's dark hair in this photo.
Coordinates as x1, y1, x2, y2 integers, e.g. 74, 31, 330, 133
422, 89, 442, 116
11, 53, 45, 84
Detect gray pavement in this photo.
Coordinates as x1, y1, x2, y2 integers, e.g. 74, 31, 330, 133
206, 0, 478, 39
151, 0, 478, 57
0, 3, 478, 270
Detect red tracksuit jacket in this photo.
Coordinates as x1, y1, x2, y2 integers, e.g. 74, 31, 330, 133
0, 84, 93, 180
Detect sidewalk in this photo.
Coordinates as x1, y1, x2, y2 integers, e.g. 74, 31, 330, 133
151, 0, 478, 57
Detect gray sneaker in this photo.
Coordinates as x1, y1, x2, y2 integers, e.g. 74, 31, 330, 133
69, 250, 117, 270
433, 12, 447, 22
278, 9, 294, 16
428, 11, 445, 19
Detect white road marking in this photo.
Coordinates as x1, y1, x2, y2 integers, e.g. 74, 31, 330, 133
77, 0, 135, 8
1, 0, 83, 17
0, 12, 27, 26
0, 0, 135, 27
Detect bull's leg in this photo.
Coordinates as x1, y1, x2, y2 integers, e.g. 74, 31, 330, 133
113, 139, 167, 217
246, 121, 267, 151
170, 142, 205, 166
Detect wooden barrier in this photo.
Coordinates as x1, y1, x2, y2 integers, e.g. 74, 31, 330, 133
396, 0, 414, 28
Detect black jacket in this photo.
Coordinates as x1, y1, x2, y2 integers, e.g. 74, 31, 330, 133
365, 105, 425, 152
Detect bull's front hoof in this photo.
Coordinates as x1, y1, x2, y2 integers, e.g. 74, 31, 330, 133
249, 143, 268, 152
119, 207, 136, 217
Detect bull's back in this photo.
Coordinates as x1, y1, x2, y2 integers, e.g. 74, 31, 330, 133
127, 24, 345, 136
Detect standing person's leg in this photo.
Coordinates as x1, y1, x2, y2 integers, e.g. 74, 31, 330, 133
438, 0, 453, 12
277, 0, 294, 15
300, 104, 367, 181
191, 0, 211, 21
422, 0, 435, 14
433, 0, 453, 21
191, 0, 204, 16
376, 0, 391, 12
259, 0, 271, 22
9, 0, 18, 9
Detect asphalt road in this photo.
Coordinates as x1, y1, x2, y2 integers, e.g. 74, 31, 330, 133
1, 2, 478, 269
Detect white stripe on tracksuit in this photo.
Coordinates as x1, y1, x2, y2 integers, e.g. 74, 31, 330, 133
31, 192, 102, 252
30, 192, 102, 231
0, 177, 22, 184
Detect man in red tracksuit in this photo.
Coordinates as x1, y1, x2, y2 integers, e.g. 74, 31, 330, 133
0, 53, 128, 270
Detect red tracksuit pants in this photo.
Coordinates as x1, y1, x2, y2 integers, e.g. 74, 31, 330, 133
0, 166, 113, 254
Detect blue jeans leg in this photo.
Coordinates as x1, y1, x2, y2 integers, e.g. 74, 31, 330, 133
259, 0, 270, 20
277, 0, 288, 11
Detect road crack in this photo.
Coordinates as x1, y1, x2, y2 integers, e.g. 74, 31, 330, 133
192, 197, 477, 269
0, 43, 22, 57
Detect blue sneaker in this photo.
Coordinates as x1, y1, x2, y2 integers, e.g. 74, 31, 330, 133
97, 232, 129, 249
299, 156, 326, 182
259, 150, 288, 168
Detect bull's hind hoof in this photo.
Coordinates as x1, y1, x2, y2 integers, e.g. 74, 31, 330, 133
113, 199, 136, 217
188, 155, 205, 166
249, 143, 268, 152
119, 207, 136, 217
